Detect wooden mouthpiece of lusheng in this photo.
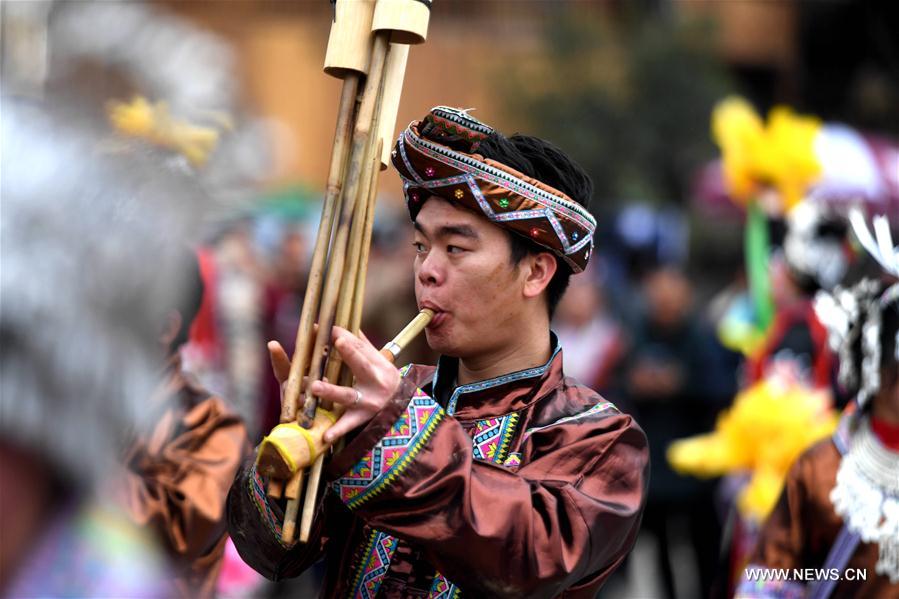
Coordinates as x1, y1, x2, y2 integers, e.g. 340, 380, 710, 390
381, 309, 433, 363
324, 0, 377, 77
256, 410, 337, 477
372, 0, 431, 45
377, 43, 409, 168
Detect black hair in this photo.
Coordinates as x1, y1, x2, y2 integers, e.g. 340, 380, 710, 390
476, 133, 594, 316
169, 248, 205, 351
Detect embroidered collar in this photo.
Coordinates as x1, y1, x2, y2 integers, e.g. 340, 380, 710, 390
430, 333, 564, 419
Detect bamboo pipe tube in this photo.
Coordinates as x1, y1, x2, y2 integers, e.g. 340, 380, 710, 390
299, 141, 384, 543
279, 75, 358, 425
280, 33, 390, 544
324, 0, 377, 77
299, 32, 390, 428
266, 75, 358, 501
372, 0, 432, 45
321, 139, 383, 388
376, 44, 409, 168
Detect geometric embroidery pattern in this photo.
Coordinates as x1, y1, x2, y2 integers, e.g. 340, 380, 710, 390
333, 389, 444, 510
428, 572, 461, 599
470, 413, 520, 466
348, 530, 399, 599
248, 466, 293, 548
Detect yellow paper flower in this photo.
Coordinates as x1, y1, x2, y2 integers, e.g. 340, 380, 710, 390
667, 378, 837, 522
107, 96, 222, 167
711, 97, 823, 214
712, 97, 765, 204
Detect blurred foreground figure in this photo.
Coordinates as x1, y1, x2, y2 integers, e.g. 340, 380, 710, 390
737, 212, 899, 598
228, 107, 649, 597
0, 99, 197, 596
120, 248, 250, 598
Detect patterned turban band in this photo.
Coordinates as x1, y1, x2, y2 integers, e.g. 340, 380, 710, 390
391, 106, 596, 273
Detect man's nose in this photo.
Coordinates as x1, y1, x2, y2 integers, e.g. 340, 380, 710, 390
418, 251, 443, 286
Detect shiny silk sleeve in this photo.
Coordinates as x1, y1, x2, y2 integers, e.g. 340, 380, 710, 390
122, 396, 249, 562
225, 457, 335, 581
325, 378, 649, 598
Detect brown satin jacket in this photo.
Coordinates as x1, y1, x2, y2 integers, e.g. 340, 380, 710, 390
122, 356, 250, 598
227, 339, 649, 598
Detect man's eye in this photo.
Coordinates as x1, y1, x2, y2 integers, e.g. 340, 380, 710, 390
412, 242, 427, 253
447, 245, 465, 254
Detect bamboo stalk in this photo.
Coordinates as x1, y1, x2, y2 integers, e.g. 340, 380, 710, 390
297, 140, 384, 543
299, 32, 390, 428
280, 74, 359, 424
267, 75, 358, 500
281, 32, 390, 543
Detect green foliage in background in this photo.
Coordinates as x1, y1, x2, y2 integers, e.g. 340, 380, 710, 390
501, 9, 732, 212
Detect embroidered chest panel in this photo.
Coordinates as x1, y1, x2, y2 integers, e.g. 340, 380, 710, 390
348, 411, 521, 599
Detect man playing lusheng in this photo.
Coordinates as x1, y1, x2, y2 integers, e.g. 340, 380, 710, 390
227, 106, 649, 598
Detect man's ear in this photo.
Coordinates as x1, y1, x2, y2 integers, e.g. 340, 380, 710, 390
522, 252, 557, 300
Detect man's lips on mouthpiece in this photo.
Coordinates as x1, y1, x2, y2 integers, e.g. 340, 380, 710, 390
419, 302, 447, 328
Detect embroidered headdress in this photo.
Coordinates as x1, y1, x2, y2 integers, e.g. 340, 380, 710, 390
392, 106, 596, 273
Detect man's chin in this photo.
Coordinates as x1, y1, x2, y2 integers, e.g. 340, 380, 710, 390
424, 330, 461, 358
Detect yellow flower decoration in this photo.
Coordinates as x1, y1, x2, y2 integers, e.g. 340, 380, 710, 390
107, 96, 226, 167
712, 97, 766, 203
711, 96, 823, 214
667, 379, 837, 522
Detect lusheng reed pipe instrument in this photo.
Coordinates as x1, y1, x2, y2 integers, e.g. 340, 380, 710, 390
258, 0, 432, 544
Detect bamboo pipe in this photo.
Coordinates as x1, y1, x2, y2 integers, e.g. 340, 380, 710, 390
324, 0, 377, 77
298, 32, 390, 428
376, 44, 409, 168
279, 33, 390, 544
266, 75, 358, 501
372, 0, 432, 45
299, 140, 384, 543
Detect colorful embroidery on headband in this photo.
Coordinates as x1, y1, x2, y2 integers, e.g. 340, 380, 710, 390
248, 466, 294, 547
522, 400, 616, 443
397, 126, 595, 273
333, 391, 444, 509
403, 129, 595, 228
429, 572, 461, 599
349, 530, 399, 599
471, 413, 520, 466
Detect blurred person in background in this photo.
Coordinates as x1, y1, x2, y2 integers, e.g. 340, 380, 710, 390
259, 224, 311, 438
738, 213, 899, 597
553, 266, 625, 397
120, 247, 250, 599
746, 203, 851, 392
618, 266, 735, 598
